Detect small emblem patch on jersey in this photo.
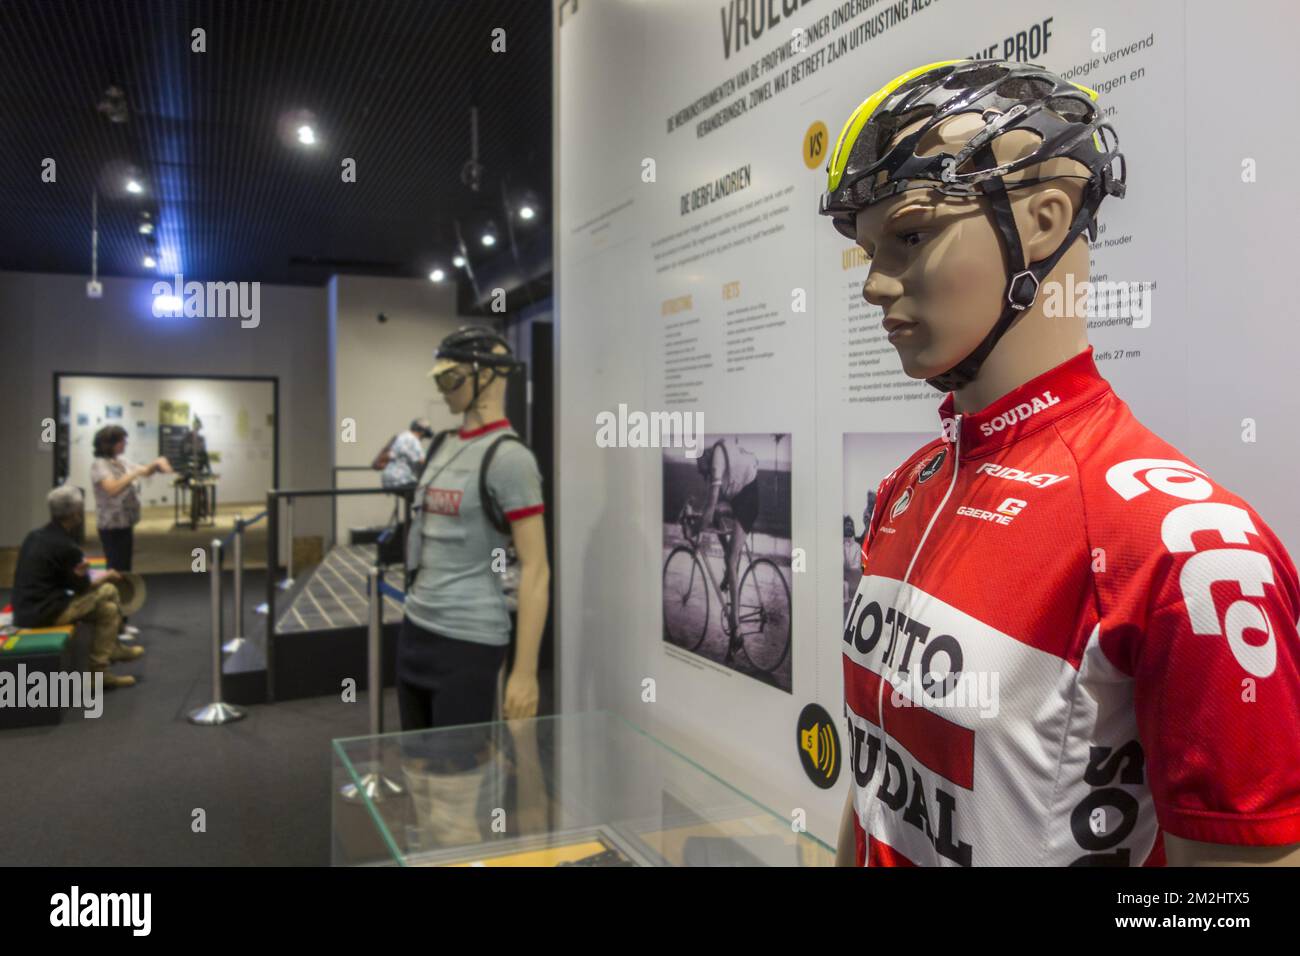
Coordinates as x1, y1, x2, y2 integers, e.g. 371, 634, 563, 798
424, 487, 463, 516
919, 449, 947, 483
891, 487, 913, 521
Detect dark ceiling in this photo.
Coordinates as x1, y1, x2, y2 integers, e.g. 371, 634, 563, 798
0, 0, 552, 290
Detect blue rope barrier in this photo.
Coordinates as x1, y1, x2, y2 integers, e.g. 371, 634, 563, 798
378, 579, 406, 604
220, 510, 270, 548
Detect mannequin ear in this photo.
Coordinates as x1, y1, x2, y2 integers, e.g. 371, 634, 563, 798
1020, 186, 1076, 264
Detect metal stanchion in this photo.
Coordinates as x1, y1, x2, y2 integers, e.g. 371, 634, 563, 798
188, 539, 246, 726
341, 567, 404, 801
277, 497, 295, 590
223, 515, 247, 653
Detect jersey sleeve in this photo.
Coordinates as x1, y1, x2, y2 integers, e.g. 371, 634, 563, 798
487, 442, 545, 523
1099, 488, 1300, 846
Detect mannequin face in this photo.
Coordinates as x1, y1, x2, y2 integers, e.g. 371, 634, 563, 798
431, 352, 506, 416
851, 111, 1088, 389
432, 358, 478, 414
855, 190, 1007, 381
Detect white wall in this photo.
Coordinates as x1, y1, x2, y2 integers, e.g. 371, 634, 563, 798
0, 270, 330, 548
329, 274, 469, 540
60, 375, 275, 510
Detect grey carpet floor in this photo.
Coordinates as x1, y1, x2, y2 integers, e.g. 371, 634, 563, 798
0, 570, 401, 866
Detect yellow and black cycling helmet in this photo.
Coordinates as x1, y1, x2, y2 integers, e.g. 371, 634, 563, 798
820, 59, 1126, 391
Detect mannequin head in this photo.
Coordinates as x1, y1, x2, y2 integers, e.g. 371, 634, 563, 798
821, 59, 1125, 409
854, 112, 1092, 410
431, 342, 510, 421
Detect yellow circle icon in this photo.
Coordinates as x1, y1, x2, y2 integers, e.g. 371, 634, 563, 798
803, 120, 829, 169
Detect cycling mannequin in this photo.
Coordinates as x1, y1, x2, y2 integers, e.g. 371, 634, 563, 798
823, 60, 1300, 866
399, 327, 549, 731
694, 436, 760, 657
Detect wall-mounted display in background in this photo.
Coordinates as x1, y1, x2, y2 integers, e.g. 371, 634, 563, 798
159, 400, 190, 426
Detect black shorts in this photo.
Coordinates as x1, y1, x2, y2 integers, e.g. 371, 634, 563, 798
715, 479, 759, 535
396, 616, 506, 730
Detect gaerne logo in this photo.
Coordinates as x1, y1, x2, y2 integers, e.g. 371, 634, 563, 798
979, 391, 1061, 437
975, 462, 1070, 488
957, 498, 1027, 526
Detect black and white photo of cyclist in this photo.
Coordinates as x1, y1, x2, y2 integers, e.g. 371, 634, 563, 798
662, 433, 792, 692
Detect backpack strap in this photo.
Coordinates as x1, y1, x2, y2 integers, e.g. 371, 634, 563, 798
480, 433, 525, 535
416, 429, 454, 485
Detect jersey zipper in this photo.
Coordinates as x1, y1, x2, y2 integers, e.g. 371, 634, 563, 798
864, 413, 963, 862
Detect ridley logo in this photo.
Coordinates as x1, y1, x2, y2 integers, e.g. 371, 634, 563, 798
975, 462, 1070, 488
979, 391, 1061, 437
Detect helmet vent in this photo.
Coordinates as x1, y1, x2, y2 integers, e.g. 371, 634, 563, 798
1045, 95, 1091, 123
995, 76, 1055, 103
943, 64, 1006, 89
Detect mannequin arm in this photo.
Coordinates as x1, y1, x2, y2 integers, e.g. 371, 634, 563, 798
836, 789, 857, 866
503, 512, 549, 718
1164, 834, 1300, 866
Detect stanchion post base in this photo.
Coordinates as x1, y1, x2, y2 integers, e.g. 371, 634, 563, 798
188, 702, 246, 725
340, 772, 406, 803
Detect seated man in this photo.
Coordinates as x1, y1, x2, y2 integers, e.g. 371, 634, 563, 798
11, 486, 143, 688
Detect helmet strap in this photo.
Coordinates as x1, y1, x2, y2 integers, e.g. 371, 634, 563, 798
925, 156, 1104, 393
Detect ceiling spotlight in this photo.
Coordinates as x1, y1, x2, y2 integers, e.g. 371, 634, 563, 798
429, 268, 446, 283
153, 294, 183, 316
519, 205, 535, 221
480, 232, 496, 248
126, 179, 143, 194
138, 222, 154, 236
452, 255, 466, 268
297, 125, 316, 145
143, 255, 157, 268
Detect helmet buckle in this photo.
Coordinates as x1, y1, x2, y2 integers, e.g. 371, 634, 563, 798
1007, 270, 1040, 310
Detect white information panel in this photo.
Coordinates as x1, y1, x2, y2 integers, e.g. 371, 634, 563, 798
556, 0, 1300, 844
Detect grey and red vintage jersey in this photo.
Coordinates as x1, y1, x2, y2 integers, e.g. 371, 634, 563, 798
843, 347, 1300, 866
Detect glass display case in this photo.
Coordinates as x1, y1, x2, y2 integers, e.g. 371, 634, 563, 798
332, 710, 834, 866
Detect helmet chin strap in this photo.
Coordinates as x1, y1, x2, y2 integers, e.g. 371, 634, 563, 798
467, 364, 500, 417
924, 154, 1103, 393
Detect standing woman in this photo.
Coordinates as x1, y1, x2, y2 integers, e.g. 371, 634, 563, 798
90, 425, 172, 636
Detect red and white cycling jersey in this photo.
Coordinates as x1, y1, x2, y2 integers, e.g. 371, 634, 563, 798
843, 347, 1300, 866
